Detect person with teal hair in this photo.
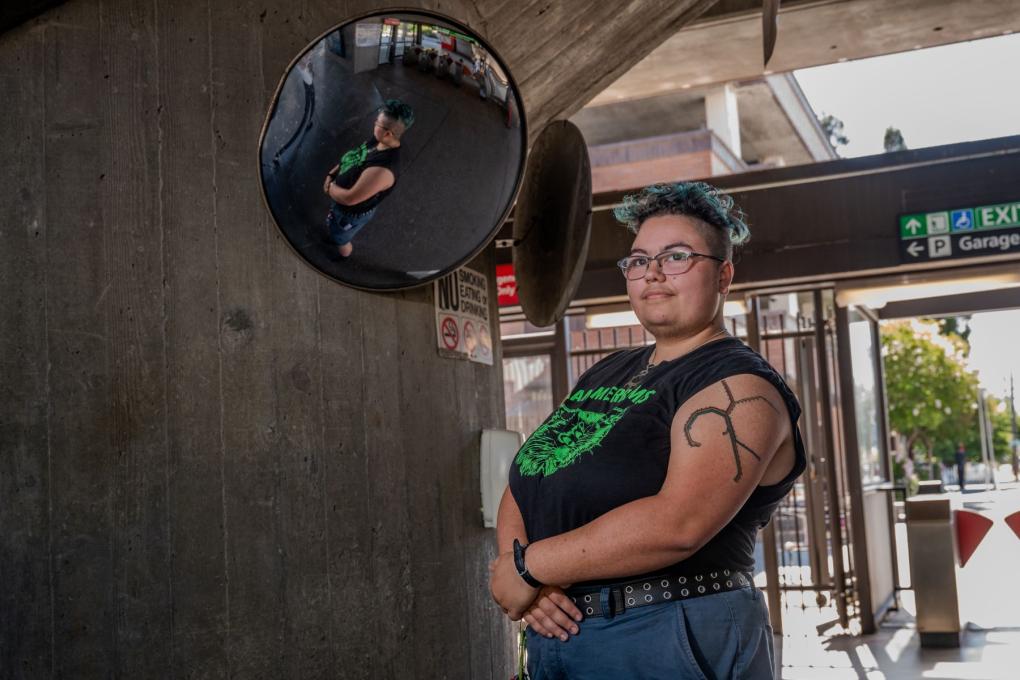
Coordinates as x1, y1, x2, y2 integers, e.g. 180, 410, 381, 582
321, 99, 415, 259
613, 180, 752, 259
491, 181, 804, 679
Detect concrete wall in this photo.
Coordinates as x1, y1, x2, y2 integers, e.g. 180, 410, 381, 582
0, 2, 508, 677
0, 0, 716, 677
588, 130, 746, 193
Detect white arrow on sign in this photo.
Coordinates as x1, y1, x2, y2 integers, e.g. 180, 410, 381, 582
905, 218, 923, 235
907, 241, 924, 258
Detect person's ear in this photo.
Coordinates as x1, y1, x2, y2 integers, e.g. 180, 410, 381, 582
719, 260, 734, 295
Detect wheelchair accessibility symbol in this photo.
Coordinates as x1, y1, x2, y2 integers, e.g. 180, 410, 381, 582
951, 209, 974, 231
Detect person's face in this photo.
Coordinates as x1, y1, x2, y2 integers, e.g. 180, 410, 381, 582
625, 214, 734, 338
373, 113, 396, 144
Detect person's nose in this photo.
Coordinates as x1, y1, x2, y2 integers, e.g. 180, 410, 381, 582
643, 257, 666, 282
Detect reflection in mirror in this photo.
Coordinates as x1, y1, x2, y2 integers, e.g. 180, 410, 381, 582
259, 11, 526, 290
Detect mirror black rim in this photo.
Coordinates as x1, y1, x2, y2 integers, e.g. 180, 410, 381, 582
256, 7, 528, 292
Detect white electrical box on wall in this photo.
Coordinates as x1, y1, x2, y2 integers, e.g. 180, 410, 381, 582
480, 429, 524, 528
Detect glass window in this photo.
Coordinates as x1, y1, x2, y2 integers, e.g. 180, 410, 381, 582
499, 318, 553, 340
848, 308, 885, 484
503, 356, 553, 438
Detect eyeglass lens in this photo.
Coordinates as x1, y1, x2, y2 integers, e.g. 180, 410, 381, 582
622, 252, 693, 279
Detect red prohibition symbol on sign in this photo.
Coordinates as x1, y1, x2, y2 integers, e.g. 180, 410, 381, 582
441, 316, 459, 350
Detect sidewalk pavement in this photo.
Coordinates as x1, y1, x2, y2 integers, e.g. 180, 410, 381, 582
776, 484, 1020, 679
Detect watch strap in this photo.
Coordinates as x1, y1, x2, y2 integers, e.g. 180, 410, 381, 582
513, 539, 543, 588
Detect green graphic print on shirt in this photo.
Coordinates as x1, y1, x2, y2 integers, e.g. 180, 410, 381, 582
515, 385, 656, 477
339, 142, 370, 174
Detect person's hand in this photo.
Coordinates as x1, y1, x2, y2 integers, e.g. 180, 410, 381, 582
523, 586, 582, 642
489, 551, 539, 620
323, 175, 333, 195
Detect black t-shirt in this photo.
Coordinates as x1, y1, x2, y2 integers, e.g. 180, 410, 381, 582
508, 337, 806, 583
332, 137, 400, 214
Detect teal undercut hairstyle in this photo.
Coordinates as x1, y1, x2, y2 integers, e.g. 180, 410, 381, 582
613, 181, 751, 260
381, 98, 415, 132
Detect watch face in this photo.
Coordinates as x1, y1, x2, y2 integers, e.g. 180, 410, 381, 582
258, 9, 526, 291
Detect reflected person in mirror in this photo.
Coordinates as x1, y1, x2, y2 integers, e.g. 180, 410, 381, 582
321, 99, 414, 259
490, 182, 806, 679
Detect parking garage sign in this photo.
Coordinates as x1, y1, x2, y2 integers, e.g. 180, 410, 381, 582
899, 200, 1020, 263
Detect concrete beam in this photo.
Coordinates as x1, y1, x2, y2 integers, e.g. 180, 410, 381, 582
477, 0, 722, 133
588, 0, 1020, 107
570, 76, 826, 169
763, 73, 836, 161
705, 84, 742, 158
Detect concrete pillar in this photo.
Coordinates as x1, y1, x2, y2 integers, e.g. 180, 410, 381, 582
705, 84, 742, 159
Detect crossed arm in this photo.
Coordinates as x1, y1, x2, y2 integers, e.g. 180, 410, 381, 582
323, 165, 394, 206
490, 373, 791, 631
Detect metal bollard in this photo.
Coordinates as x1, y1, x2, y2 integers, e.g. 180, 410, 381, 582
905, 495, 960, 647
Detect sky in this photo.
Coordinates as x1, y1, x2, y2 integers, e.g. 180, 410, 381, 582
966, 311, 1020, 400
794, 32, 1020, 158
794, 34, 1020, 401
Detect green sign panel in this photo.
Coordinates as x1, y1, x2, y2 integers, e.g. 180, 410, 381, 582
898, 200, 1020, 263
975, 202, 1020, 230
900, 201, 1020, 240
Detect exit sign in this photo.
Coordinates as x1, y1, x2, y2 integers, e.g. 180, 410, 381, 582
898, 200, 1020, 263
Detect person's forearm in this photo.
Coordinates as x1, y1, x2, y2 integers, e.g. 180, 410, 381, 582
524, 494, 699, 585
327, 183, 356, 205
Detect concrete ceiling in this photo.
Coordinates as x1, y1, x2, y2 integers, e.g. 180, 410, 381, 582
570, 77, 819, 166
570, 91, 709, 146
736, 79, 816, 165
474, 0, 723, 135
587, 0, 1020, 107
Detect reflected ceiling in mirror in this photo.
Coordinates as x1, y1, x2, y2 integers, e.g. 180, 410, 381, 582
259, 11, 526, 290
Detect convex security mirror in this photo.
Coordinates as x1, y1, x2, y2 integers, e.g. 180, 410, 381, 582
259, 10, 527, 291
513, 120, 592, 326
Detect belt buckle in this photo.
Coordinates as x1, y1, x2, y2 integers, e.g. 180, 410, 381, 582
598, 586, 627, 619
599, 587, 614, 620
613, 587, 626, 615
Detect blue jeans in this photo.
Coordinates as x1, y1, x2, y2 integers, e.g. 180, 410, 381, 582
325, 205, 377, 246
526, 586, 774, 679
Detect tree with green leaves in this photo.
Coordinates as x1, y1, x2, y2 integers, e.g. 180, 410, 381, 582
883, 126, 907, 152
935, 316, 971, 354
881, 320, 979, 472
818, 113, 849, 150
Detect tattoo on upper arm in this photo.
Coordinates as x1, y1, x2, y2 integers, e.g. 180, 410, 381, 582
683, 379, 780, 483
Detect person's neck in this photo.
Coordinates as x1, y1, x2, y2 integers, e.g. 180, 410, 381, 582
650, 323, 728, 364
378, 139, 400, 150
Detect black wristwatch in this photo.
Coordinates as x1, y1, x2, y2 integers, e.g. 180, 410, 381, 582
513, 539, 543, 588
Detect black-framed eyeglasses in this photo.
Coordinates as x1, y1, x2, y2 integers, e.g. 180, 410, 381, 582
617, 249, 726, 280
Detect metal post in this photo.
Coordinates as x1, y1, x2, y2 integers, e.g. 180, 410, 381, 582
814, 290, 850, 629
869, 313, 901, 606
1010, 374, 1018, 482
550, 317, 570, 405
977, 389, 996, 490
905, 496, 961, 647
746, 295, 783, 633
983, 391, 998, 490
835, 304, 876, 634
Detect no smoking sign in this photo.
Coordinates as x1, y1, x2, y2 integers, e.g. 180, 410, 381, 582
433, 267, 493, 365
440, 316, 459, 350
